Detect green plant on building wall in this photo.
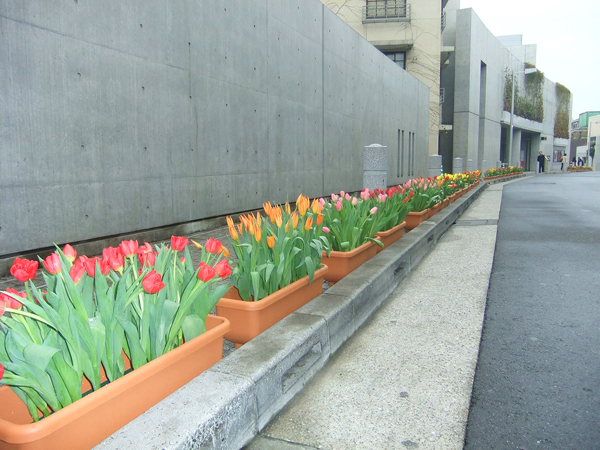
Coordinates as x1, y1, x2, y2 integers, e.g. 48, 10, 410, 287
554, 83, 571, 139
503, 65, 545, 123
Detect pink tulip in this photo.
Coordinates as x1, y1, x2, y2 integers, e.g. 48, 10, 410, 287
370, 207, 378, 215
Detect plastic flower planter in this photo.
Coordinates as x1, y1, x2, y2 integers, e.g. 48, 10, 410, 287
0, 315, 230, 450
427, 202, 442, 219
404, 209, 430, 231
374, 221, 406, 253
321, 241, 378, 284
216, 265, 329, 347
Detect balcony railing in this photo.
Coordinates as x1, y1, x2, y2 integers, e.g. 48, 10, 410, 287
441, 11, 447, 32
439, 88, 445, 104
363, 1, 411, 23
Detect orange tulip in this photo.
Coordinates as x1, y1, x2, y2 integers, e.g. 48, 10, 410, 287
267, 235, 275, 249
263, 202, 272, 216
311, 198, 322, 214
291, 212, 299, 229
191, 239, 203, 250
316, 213, 323, 225
219, 246, 229, 258
254, 225, 262, 242
285, 202, 291, 214
285, 220, 289, 233
226, 217, 239, 241
297, 194, 309, 217
304, 216, 313, 231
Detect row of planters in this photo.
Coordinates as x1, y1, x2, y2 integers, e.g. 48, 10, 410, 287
567, 165, 594, 172
483, 166, 524, 180
0, 170, 481, 449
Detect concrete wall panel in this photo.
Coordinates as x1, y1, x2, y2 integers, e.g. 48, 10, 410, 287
1, 0, 430, 256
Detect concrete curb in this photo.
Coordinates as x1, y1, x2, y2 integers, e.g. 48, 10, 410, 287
95, 183, 487, 450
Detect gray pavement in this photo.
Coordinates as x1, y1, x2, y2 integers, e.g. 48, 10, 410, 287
246, 181, 516, 450
465, 172, 600, 450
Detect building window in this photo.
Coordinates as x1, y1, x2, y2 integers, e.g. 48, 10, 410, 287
365, 0, 407, 20
384, 51, 406, 70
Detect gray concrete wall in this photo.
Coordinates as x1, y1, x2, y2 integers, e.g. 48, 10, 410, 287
0, 0, 429, 256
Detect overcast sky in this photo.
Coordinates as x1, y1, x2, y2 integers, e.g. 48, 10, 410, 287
459, 0, 599, 121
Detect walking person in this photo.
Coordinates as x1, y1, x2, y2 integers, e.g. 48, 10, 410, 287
537, 151, 545, 173
561, 153, 568, 172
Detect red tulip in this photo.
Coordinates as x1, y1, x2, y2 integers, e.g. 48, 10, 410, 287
171, 236, 189, 252
83, 257, 110, 277
204, 238, 222, 254
214, 260, 232, 278
102, 247, 124, 271
63, 244, 77, 262
0, 364, 4, 381
138, 249, 156, 267
10, 258, 38, 282
119, 240, 139, 257
0, 288, 26, 310
70, 257, 87, 283
197, 262, 216, 282
42, 253, 62, 275
142, 270, 165, 294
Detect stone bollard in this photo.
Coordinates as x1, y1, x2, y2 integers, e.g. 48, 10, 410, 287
466, 159, 474, 172
496, 160, 502, 168
428, 155, 442, 178
363, 144, 387, 191
482, 160, 487, 172
453, 157, 463, 174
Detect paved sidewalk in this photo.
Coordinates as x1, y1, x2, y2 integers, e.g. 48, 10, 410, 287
247, 182, 508, 449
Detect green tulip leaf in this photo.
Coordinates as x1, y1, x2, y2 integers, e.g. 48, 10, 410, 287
182, 315, 206, 343
23, 343, 60, 370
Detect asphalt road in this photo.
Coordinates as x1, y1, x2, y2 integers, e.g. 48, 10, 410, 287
464, 172, 600, 450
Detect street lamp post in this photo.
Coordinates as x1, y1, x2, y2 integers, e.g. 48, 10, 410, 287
508, 67, 536, 167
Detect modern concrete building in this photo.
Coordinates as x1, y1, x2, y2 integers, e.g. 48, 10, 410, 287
441, 6, 572, 173
323, 0, 573, 173
570, 111, 600, 167
586, 115, 600, 169
320, 0, 444, 156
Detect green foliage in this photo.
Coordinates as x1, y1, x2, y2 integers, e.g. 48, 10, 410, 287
554, 83, 571, 139
504, 67, 544, 123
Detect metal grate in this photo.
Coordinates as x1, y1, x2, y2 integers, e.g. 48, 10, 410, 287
363, 1, 411, 23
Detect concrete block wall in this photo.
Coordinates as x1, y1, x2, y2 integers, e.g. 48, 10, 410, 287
0, 0, 430, 257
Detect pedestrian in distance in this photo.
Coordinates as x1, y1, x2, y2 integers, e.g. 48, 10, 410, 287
578, 157, 584, 166
561, 153, 568, 172
572, 156, 577, 166
537, 151, 545, 173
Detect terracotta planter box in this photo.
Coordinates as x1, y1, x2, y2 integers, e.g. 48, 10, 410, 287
448, 192, 459, 203
216, 265, 328, 347
404, 209, 429, 231
427, 202, 442, 219
321, 241, 378, 284
375, 221, 406, 253
0, 315, 230, 450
